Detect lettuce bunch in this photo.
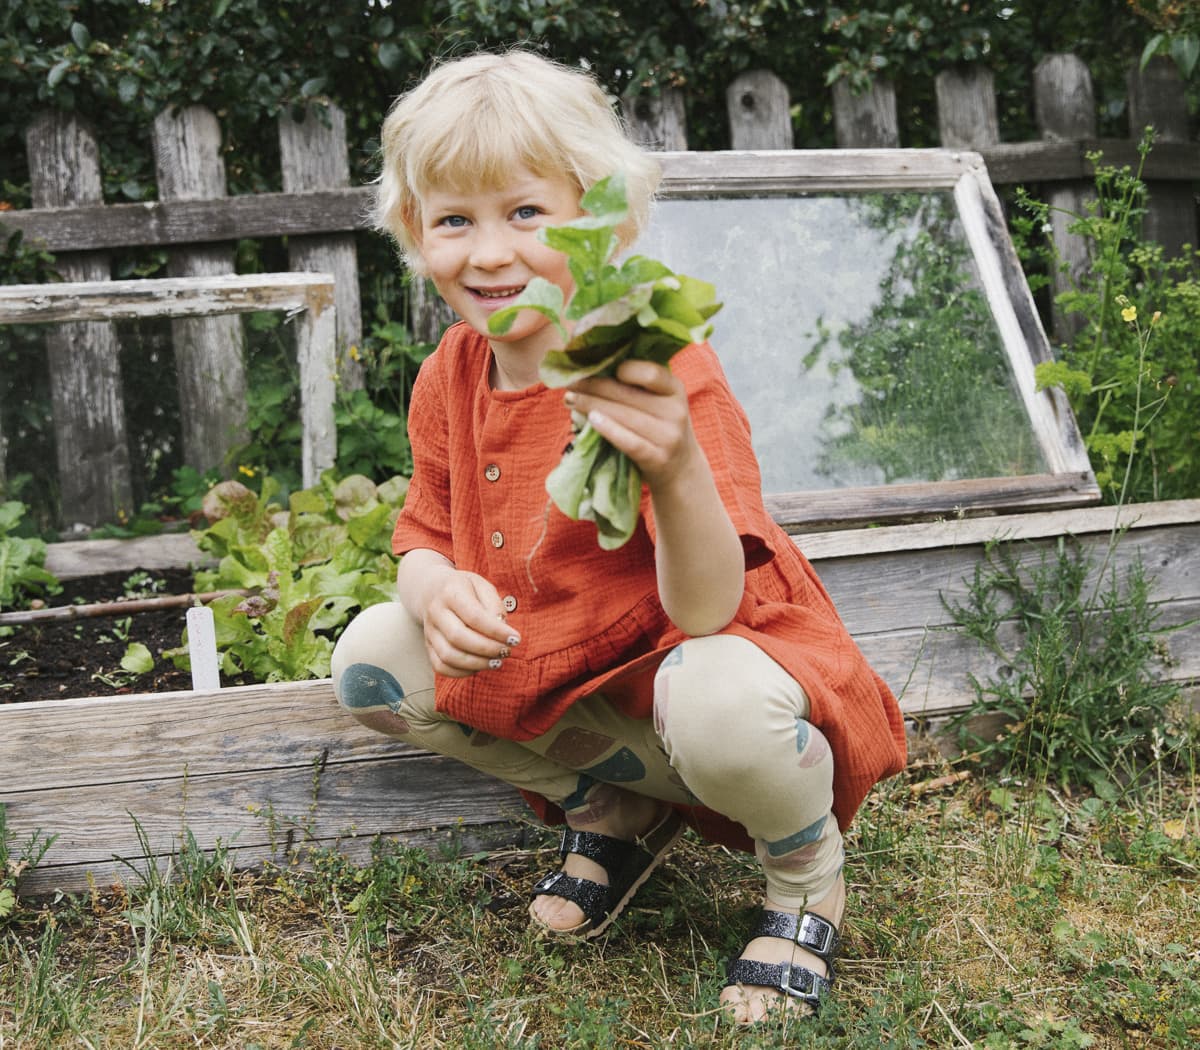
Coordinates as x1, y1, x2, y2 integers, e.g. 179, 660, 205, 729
489, 174, 721, 549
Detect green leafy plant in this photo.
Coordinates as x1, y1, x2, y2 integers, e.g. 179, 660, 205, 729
489, 174, 721, 549
335, 313, 433, 480
945, 536, 1184, 794
0, 500, 60, 621
1014, 134, 1196, 503
167, 470, 406, 682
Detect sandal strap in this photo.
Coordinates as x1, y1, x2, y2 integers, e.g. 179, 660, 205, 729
558, 827, 639, 877
752, 909, 841, 964
724, 958, 832, 1009
530, 870, 611, 928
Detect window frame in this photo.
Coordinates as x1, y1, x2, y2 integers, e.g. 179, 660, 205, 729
654, 149, 1099, 530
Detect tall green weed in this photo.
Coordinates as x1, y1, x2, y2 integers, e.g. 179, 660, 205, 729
1013, 132, 1198, 502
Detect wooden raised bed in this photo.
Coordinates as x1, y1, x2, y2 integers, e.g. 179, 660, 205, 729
3, 499, 1198, 896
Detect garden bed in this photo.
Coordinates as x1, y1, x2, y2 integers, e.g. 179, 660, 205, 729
2, 500, 1198, 897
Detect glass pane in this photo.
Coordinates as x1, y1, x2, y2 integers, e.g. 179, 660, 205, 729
639, 191, 1049, 492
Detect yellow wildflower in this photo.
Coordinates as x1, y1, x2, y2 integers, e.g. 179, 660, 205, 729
1121, 305, 1137, 323
238, 464, 257, 477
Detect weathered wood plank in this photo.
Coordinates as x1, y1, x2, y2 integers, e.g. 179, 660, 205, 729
4, 138, 1198, 256
0, 272, 338, 324
1127, 57, 1196, 260
279, 104, 364, 390
44, 532, 209, 580
1034, 54, 1096, 343
152, 104, 248, 475
793, 498, 1200, 560
7, 754, 527, 896
2, 187, 371, 252
21, 821, 531, 899
860, 598, 1200, 717
622, 88, 688, 151
766, 472, 1098, 530
936, 65, 1000, 149
0, 679, 378, 793
814, 521, 1200, 636
25, 111, 133, 528
726, 70, 793, 150
832, 76, 900, 147
1, 272, 338, 489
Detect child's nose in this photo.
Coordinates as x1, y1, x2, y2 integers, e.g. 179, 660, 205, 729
470, 225, 516, 270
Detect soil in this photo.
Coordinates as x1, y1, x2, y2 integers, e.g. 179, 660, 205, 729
0, 568, 243, 704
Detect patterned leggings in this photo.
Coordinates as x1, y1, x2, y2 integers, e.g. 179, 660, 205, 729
331, 601, 844, 908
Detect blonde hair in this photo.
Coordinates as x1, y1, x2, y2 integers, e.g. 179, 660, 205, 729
375, 49, 661, 274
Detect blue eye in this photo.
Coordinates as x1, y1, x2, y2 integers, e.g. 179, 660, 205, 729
438, 214, 469, 228
514, 205, 540, 221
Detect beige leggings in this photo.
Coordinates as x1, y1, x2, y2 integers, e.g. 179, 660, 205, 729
331, 601, 843, 908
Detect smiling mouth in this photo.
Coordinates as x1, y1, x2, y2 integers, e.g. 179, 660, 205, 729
472, 285, 525, 300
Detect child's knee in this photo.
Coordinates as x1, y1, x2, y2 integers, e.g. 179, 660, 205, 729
331, 602, 434, 730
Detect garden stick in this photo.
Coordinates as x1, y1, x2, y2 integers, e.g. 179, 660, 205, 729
0, 589, 248, 626
186, 605, 220, 691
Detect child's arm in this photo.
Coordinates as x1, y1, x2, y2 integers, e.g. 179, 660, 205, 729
565, 359, 745, 636
397, 548, 518, 677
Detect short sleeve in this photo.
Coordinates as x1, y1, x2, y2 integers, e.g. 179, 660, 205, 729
391, 351, 454, 561
647, 343, 777, 570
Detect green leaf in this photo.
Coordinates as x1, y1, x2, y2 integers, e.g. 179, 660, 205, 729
377, 41, 403, 71
487, 278, 567, 338
1171, 34, 1200, 79
120, 642, 155, 676
117, 75, 139, 104
1141, 34, 1165, 72
70, 22, 91, 50
47, 59, 71, 88
0, 886, 15, 919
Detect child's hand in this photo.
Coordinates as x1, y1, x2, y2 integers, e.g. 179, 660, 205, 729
420, 567, 520, 678
564, 359, 700, 492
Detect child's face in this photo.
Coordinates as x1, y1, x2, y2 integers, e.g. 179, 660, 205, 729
417, 169, 580, 364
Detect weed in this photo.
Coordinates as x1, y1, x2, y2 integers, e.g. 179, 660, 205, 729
945, 535, 1184, 794
0, 803, 56, 924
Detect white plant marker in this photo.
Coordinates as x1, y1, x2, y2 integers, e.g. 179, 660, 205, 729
186, 605, 221, 691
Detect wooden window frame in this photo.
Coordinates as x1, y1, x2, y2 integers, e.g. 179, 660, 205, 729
0, 272, 337, 489
655, 149, 1099, 530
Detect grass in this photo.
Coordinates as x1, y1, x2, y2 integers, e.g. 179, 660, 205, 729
1, 740, 1198, 1049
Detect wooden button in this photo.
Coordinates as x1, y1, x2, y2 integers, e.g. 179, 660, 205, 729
490, 530, 504, 548
485, 463, 501, 482
502, 595, 518, 613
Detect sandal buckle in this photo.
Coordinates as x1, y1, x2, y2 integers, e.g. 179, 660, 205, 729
778, 963, 822, 1005
796, 913, 837, 957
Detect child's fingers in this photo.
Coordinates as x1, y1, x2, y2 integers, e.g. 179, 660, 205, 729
424, 570, 520, 677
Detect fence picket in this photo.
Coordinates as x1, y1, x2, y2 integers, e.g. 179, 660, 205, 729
726, 70, 793, 150
151, 105, 249, 475
936, 66, 1000, 149
24, 112, 133, 528
831, 77, 900, 147
1127, 56, 1197, 259
1034, 54, 1096, 343
622, 88, 689, 151
279, 103, 364, 390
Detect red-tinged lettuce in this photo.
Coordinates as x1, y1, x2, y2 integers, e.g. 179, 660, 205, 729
489, 174, 721, 549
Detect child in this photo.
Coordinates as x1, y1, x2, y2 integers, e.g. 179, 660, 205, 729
331, 48, 907, 1024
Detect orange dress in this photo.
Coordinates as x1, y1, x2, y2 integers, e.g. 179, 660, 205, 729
394, 322, 906, 847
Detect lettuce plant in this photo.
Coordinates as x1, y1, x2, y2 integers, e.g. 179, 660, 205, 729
166, 471, 406, 682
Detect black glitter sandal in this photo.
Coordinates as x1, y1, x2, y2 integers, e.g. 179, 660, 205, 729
723, 908, 841, 1013
528, 808, 685, 939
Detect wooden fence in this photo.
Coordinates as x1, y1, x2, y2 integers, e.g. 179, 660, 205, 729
2, 53, 1198, 526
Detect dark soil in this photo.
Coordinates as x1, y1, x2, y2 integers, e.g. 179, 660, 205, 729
1, 568, 227, 704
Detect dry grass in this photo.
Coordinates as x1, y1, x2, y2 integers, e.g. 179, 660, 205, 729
2, 750, 1198, 1049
